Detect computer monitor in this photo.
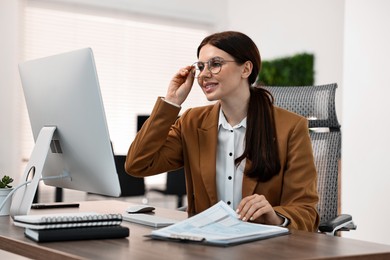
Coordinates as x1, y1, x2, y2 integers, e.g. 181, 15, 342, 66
11, 48, 121, 216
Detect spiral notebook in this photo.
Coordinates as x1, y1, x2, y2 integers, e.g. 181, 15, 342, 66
13, 212, 122, 230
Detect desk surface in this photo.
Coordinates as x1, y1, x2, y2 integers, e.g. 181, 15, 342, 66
1, 200, 390, 260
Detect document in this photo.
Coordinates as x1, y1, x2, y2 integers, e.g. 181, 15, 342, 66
150, 201, 289, 246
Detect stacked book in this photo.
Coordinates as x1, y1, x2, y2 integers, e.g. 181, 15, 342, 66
13, 212, 129, 242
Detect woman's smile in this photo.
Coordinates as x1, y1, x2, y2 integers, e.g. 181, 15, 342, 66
202, 81, 218, 93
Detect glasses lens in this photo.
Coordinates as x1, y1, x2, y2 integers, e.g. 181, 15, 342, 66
209, 59, 223, 74
192, 58, 225, 78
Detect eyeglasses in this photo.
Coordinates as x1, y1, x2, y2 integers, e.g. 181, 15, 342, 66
192, 57, 236, 78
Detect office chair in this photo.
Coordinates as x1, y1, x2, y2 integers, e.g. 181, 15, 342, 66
148, 168, 187, 208
114, 155, 146, 198
264, 83, 356, 235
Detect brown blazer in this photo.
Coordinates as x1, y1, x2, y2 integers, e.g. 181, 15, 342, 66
126, 97, 320, 232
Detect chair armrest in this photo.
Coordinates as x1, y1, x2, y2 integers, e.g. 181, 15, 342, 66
318, 214, 357, 235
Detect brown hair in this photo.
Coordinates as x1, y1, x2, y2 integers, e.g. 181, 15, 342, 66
197, 31, 280, 182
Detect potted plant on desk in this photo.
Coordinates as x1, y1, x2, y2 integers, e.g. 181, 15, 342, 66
0, 175, 14, 216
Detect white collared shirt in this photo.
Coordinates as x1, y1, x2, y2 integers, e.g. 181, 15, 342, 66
216, 108, 246, 210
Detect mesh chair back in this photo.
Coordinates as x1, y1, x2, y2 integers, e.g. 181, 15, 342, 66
264, 83, 340, 129
264, 83, 340, 224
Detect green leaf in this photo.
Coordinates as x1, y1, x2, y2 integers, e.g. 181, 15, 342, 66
0, 175, 14, 188
257, 53, 314, 86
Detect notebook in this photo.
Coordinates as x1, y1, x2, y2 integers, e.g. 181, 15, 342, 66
13, 212, 122, 230
122, 213, 178, 228
25, 225, 130, 242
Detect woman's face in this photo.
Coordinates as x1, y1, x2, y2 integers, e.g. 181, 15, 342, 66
196, 44, 250, 102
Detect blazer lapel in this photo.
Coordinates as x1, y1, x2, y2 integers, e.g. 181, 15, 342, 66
198, 103, 220, 205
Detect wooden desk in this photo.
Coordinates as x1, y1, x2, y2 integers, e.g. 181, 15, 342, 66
1, 200, 390, 260
0, 248, 30, 259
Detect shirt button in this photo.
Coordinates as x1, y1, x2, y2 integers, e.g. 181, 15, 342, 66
230, 130, 233, 133
227, 201, 231, 205
228, 176, 232, 180
229, 152, 233, 156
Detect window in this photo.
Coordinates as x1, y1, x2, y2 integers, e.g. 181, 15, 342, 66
20, 1, 211, 191
21, 1, 210, 159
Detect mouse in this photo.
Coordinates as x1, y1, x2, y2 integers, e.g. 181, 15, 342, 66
126, 205, 155, 214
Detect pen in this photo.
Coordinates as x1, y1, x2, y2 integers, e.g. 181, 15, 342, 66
31, 203, 80, 209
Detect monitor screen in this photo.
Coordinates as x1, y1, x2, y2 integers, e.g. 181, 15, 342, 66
12, 48, 121, 216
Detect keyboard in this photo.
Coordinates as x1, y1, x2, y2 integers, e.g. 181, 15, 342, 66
122, 213, 178, 228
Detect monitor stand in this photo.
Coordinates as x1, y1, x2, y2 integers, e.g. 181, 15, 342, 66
10, 126, 57, 217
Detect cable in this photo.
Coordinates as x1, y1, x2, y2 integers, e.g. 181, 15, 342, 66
0, 173, 71, 212
0, 180, 32, 212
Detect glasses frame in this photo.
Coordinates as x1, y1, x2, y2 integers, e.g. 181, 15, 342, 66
192, 57, 236, 78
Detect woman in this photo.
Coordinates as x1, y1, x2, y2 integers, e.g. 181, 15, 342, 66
125, 31, 319, 231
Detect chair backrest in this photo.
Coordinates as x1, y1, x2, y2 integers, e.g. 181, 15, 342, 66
264, 83, 340, 224
165, 168, 187, 196
114, 155, 146, 196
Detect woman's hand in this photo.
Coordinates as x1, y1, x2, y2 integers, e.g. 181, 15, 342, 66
236, 194, 284, 225
165, 65, 195, 106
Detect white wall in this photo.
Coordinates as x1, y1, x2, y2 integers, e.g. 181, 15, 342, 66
225, 0, 345, 120
227, 0, 344, 83
0, 1, 22, 181
342, 0, 390, 245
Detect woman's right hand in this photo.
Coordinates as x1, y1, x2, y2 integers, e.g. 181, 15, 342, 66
165, 65, 195, 106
